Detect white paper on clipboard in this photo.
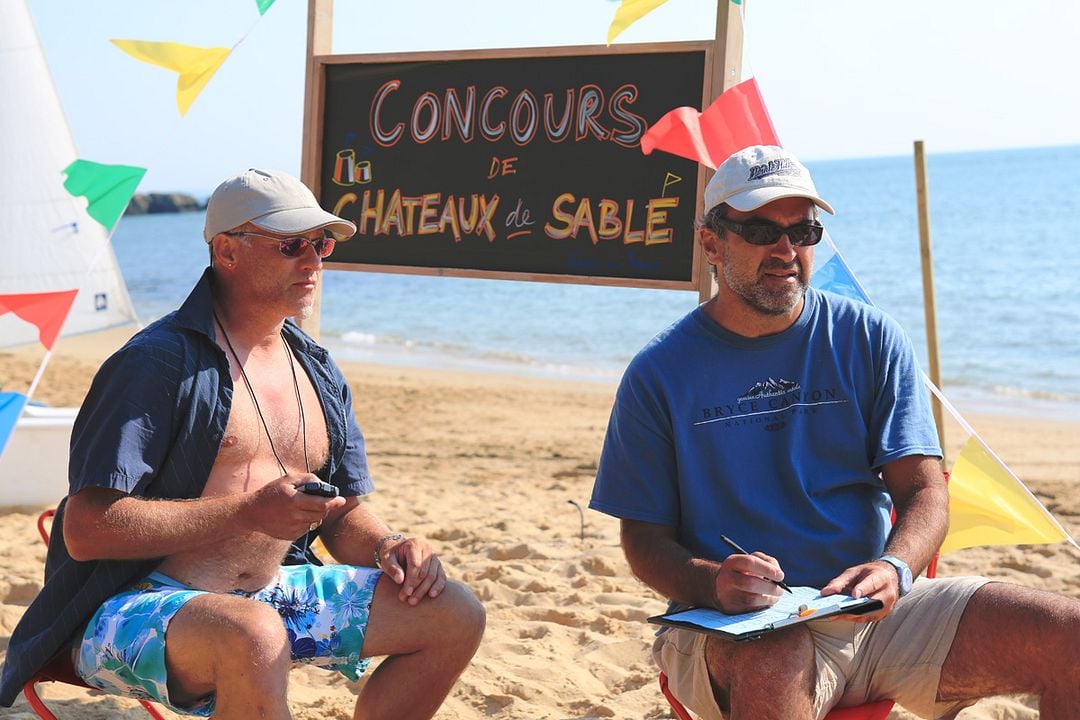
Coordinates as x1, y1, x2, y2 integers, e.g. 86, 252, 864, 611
649, 586, 882, 641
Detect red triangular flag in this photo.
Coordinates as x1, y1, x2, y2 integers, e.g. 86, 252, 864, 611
0, 290, 79, 350
642, 78, 780, 168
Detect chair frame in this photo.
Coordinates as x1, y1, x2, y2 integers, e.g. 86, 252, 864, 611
23, 508, 169, 720
658, 673, 895, 720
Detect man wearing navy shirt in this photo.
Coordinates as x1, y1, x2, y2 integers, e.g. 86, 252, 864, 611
590, 146, 1079, 719
1, 169, 484, 719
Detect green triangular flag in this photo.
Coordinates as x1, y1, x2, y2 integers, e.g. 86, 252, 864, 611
255, 0, 276, 15
61, 159, 146, 232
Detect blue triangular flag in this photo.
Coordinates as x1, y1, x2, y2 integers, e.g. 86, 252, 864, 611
811, 253, 871, 304
0, 392, 29, 458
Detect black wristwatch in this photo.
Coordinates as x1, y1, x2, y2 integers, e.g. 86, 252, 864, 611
878, 555, 913, 597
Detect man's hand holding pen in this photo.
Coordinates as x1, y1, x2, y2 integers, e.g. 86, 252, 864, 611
714, 549, 790, 614
713, 533, 793, 613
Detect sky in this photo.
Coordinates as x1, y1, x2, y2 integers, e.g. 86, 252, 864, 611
23, 0, 1080, 194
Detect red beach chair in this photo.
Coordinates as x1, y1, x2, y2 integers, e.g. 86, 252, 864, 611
23, 508, 168, 720
658, 673, 896, 720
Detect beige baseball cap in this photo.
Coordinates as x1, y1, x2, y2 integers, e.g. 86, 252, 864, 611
203, 168, 356, 243
705, 145, 835, 215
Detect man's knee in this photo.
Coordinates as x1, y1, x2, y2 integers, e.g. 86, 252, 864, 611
217, 601, 290, 665
365, 577, 485, 661
169, 596, 290, 681
1023, 588, 1080, 692
706, 628, 815, 699
434, 580, 486, 649
941, 583, 1080, 700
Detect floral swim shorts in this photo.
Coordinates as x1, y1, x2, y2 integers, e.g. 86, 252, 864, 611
75, 564, 382, 717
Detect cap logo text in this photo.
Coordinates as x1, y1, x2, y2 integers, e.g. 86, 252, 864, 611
747, 159, 800, 182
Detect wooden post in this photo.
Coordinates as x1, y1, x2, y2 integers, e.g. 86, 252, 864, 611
913, 140, 946, 462
697, 0, 745, 304
297, 0, 333, 339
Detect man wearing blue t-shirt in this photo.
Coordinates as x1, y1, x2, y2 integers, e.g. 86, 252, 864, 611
590, 146, 1078, 719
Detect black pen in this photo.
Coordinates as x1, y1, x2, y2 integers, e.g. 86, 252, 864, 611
720, 534, 793, 593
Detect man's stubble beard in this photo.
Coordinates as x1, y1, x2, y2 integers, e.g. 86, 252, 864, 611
720, 254, 808, 317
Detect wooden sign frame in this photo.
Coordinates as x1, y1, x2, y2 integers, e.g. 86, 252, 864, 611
297, 0, 744, 336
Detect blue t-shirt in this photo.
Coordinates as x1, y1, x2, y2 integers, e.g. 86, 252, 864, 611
590, 288, 940, 591
0, 268, 374, 707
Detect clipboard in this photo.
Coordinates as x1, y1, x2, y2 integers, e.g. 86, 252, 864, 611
648, 586, 883, 642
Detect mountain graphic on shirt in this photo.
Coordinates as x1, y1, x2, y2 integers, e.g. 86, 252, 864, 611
738, 377, 800, 401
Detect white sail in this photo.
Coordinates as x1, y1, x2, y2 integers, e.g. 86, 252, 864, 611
0, 0, 138, 348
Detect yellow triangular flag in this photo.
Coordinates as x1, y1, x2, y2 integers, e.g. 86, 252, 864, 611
941, 435, 1072, 554
607, 0, 671, 45
111, 39, 232, 116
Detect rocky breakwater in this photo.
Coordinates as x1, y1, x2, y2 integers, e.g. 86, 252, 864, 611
125, 192, 204, 215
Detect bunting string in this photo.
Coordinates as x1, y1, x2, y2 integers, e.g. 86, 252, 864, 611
110, 0, 276, 116
811, 236, 1076, 554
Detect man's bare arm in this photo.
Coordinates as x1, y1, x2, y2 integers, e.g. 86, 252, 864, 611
321, 497, 447, 605
879, 454, 949, 576
621, 519, 784, 613
64, 477, 344, 561
319, 496, 391, 566
822, 454, 948, 616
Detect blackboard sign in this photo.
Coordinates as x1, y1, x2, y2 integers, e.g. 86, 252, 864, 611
315, 44, 709, 289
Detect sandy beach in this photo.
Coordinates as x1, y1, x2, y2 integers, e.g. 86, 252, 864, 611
1, 327, 1077, 719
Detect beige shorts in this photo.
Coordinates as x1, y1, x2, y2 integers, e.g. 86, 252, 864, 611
653, 576, 989, 720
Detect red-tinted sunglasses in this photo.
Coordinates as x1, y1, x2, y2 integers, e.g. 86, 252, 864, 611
227, 230, 336, 258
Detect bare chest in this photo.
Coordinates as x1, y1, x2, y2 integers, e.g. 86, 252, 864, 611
208, 354, 330, 494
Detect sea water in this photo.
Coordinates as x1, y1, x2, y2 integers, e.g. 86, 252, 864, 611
110, 145, 1080, 420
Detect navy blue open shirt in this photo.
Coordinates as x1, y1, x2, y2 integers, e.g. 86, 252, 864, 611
0, 268, 374, 706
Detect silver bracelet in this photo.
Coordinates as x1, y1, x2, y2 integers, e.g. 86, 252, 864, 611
373, 533, 406, 569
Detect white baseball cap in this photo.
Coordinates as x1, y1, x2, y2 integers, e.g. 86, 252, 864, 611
203, 168, 357, 243
704, 145, 835, 215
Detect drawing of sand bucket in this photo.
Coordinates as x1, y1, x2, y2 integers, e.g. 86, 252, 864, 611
355, 160, 372, 184
332, 149, 357, 186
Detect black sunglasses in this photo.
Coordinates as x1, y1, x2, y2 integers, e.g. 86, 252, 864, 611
711, 217, 824, 247
227, 231, 336, 258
